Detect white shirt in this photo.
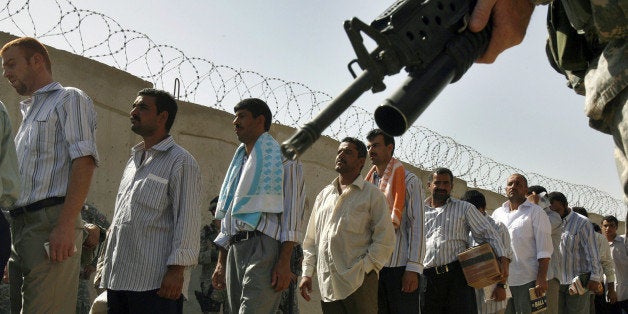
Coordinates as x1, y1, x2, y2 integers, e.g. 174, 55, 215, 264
14, 82, 99, 206
492, 200, 553, 286
302, 176, 395, 301
101, 136, 202, 297
609, 235, 628, 301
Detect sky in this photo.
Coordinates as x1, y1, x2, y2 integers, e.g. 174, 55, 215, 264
2, 1, 623, 207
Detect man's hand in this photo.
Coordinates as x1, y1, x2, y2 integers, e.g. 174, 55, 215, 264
492, 285, 507, 301
299, 276, 313, 301
48, 222, 77, 262
587, 280, 603, 295
271, 258, 293, 292
83, 223, 100, 249
211, 261, 226, 290
401, 271, 419, 293
157, 266, 184, 300
607, 288, 618, 303
534, 277, 548, 297
469, 0, 535, 63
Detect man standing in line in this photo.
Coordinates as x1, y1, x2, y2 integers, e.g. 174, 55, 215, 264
601, 215, 627, 313
546, 192, 603, 314
365, 129, 424, 313
492, 174, 553, 314
526, 185, 563, 314
422, 167, 507, 314
1, 36, 99, 313
211, 98, 305, 313
299, 137, 395, 314
100, 88, 202, 313
461, 189, 513, 314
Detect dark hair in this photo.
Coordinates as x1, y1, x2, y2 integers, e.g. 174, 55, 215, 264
461, 190, 486, 210
547, 191, 568, 207
138, 88, 178, 131
592, 222, 601, 233
572, 206, 588, 217
527, 185, 547, 196
234, 98, 272, 131
340, 137, 367, 158
366, 129, 395, 154
432, 167, 454, 183
602, 215, 619, 226
1, 37, 52, 72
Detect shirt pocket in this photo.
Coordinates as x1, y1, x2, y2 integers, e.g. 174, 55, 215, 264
133, 173, 169, 212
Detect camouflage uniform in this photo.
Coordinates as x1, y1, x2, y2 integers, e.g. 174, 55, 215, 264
195, 223, 227, 314
0, 282, 8, 314
538, 0, 628, 202
77, 204, 109, 314
277, 244, 304, 314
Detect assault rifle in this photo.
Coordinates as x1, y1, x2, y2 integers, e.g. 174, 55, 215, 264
281, 0, 491, 159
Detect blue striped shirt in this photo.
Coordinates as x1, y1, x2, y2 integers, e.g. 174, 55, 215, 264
100, 136, 202, 297
214, 158, 306, 248
558, 210, 603, 284
14, 82, 99, 207
423, 197, 505, 268
372, 170, 425, 273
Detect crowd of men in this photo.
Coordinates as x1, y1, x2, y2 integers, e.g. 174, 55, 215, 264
0, 26, 625, 314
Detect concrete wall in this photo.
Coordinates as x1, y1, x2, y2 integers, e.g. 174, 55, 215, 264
1, 31, 625, 313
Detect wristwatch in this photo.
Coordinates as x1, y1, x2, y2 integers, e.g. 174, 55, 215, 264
496, 283, 507, 288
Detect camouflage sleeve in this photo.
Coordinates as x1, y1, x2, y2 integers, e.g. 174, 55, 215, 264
591, 0, 627, 41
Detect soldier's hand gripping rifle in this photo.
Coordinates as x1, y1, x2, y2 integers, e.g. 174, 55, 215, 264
281, 0, 491, 159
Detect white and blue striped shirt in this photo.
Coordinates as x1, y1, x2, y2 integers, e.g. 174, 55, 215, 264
100, 136, 202, 297
14, 82, 99, 207
214, 158, 306, 248
372, 170, 425, 273
423, 197, 505, 268
558, 210, 603, 284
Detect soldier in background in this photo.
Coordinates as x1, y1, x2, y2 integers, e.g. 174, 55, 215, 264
195, 197, 227, 314
76, 204, 109, 314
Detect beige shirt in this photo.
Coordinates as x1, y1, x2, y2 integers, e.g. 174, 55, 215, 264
302, 176, 395, 302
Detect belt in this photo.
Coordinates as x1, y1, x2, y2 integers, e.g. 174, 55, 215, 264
9, 197, 66, 218
424, 260, 461, 277
229, 230, 262, 245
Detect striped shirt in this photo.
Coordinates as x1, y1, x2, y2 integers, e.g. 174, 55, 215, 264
492, 201, 553, 286
0, 101, 20, 208
558, 210, 603, 284
100, 136, 202, 297
14, 82, 99, 207
423, 197, 505, 268
372, 170, 425, 273
214, 158, 306, 248
544, 207, 564, 281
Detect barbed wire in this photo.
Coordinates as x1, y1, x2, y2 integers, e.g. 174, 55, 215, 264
2, 0, 625, 220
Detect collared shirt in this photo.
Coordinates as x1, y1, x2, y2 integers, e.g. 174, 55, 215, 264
609, 235, 628, 302
557, 211, 603, 284
0, 101, 20, 208
371, 170, 425, 273
492, 201, 553, 286
100, 136, 202, 297
14, 82, 99, 207
423, 197, 505, 269
544, 207, 564, 280
595, 232, 615, 283
302, 176, 395, 302
214, 158, 306, 248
